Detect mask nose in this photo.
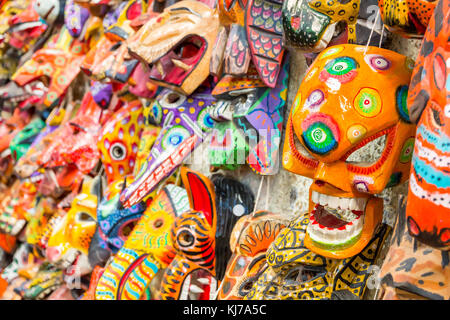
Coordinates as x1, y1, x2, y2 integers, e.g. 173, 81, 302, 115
313, 161, 352, 192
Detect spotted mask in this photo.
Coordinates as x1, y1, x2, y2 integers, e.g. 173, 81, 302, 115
404, 0, 450, 250
244, 212, 389, 300
378, 0, 437, 38
282, 44, 416, 259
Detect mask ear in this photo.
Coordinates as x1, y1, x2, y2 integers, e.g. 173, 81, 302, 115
181, 167, 216, 226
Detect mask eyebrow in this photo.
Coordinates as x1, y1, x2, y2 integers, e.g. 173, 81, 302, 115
168, 7, 201, 18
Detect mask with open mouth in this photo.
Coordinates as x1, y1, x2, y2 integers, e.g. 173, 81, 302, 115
0, 180, 27, 236
282, 44, 416, 259
244, 212, 390, 300
95, 183, 190, 300
218, 211, 289, 300
45, 176, 102, 275
378, 0, 437, 38
128, 0, 220, 95
160, 168, 255, 300
12, 27, 88, 108
120, 86, 216, 208
10, 117, 46, 162
209, 60, 289, 174
65, 0, 90, 38
378, 195, 450, 300
6, 0, 47, 51
404, 0, 450, 250
282, 0, 388, 53
0, 243, 37, 284
245, 0, 285, 88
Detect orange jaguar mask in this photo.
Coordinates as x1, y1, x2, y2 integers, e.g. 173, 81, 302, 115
283, 44, 416, 259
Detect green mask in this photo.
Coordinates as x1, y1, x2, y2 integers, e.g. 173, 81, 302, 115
10, 118, 46, 161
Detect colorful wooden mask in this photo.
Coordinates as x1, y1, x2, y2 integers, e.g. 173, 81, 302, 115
282, 44, 416, 259
378, 0, 437, 38
282, 0, 387, 52
209, 60, 289, 175
405, 0, 450, 250
120, 86, 216, 208
244, 213, 389, 300
9, 117, 46, 162
65, 0, 90, 38
378, 196, 450, 300
6, 0, 47, 51
33, 0, 66, 25
160, 168, 255, 300
12, 27, 88, 108
95, 184, 189, 300
22, 262, 63, 300
127, 0, 220, 95
246, 0, 285, 88
218, 211, 289, 300
45, 176, 101, 275
1, 243, 37, 284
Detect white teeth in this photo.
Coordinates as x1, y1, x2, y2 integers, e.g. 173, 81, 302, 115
319, 194, 327, 206
171, 59, 190, 71
180, 274, 191, 300
311, 191, 319, 204
197, 277, 209, 285
189, 284, 204, 294
311, 191, 368, 211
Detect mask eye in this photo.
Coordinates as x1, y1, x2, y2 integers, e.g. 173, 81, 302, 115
177, 229, 195, 248
159, 91, 186, 109
76, 212, 95, 223
283, 265, 322, 285
345, 134, 387, 166
109, 142, 127, 161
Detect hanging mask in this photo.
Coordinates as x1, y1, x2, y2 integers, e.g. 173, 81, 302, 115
379, 0, 437, 38
244, 212, 389, 300
282, 0, 388, 53
95, 184, 190, 300
0, 0, 29, 36
34, 0, 66, 25
22, 262, 64, 300
128, 0, 220, 95
10, 117, 46, 162
1, 243, 38, 284
65, 0, 90, 38
120, 86, 216, 208
218, 211, 289, 300
7, 0, 47, 51
24, 197, 58, 250
209, 60, 289, 174
404, 0, 450, 250
282, 44, 415, 259
45, 176, 102, 275
378, 195, 450, 299
245, 0, 285, 87
12, 27, 88, 108
160, 168, 255, 300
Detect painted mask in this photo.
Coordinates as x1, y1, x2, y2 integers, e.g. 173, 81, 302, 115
282, 44, 416, 259
378, 195, 450, 300
1, 243, 39, 284
33, 0, 66, 25
12, 27, 88, 108
6, 0, 47, 51
404, 0, 450, 250
244, 213, 390, 300
10, 117, 46, 162
246, 0, 285, 87
45, 176, 102, 275
379, 0, 437, 38
160, 168, 255, 300
24, 197, 58, 250
95, 184, 189, 300
209, 60, 289, 174
0, 181, 26, 236
127, 0, 220, 95
120, 86, 216, 208
0, 0, 29, 37
65, 0, 90, 38
218, 211, 289, 300
282, 0, 387, 52
98, 100, 145, 184
22, 262, 63, 300
80, 265, 104, 300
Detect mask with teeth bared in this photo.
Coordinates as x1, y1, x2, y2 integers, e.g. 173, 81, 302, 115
282, 44, 416, 259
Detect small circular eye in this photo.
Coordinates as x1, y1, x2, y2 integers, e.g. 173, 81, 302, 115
160, 91, 186, 109
153, 218, 164, 228
77, 212, 95, 223
364, 54, 391, 71
177, 230, 195, 247
109, 142, 127, 161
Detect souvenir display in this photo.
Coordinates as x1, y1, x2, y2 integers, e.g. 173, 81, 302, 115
405, 0, 450, 250
0, 0, 447, 302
